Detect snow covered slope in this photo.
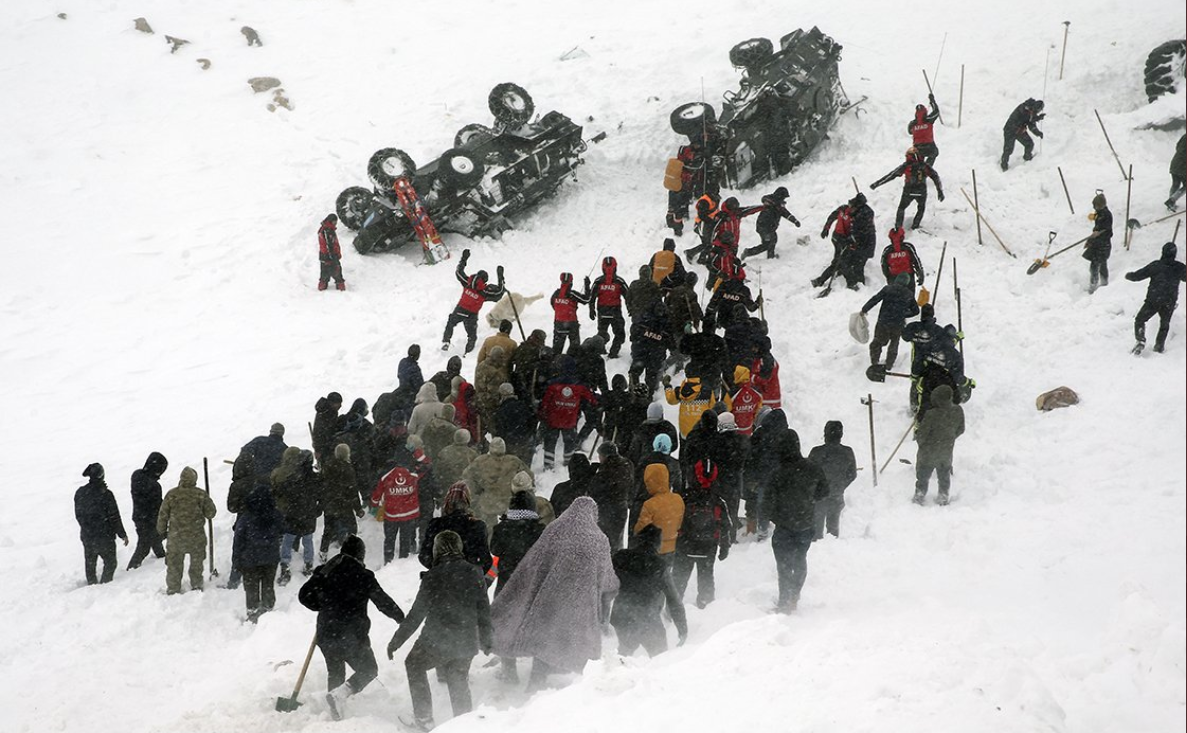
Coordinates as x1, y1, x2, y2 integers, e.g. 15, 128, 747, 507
1, 1, 1183, 731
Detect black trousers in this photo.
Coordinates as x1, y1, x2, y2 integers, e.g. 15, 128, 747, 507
598, 504, 628, 551
319, 259, 344, 286
443, 311, 479, 353
771, 527, 812, 609
1135, 300, 1176, 349
629, 357, 663, 397
896, 186, 928, 229
541, 427, 578, 469
915, 461, 953, 497
322, 637, 379, 693
869, 321, 905, 368
1002, 130, 1034, 165
128, 520, 165, 568
553, 321, 581, 354
916, 142, 938, 167
742, 231, 778, 259
1089, 258, 1110, 289
320, 514, 358, 553
596, 306, 626, 356
406, 649, 473, 722
614, 618, 669, 657
241, 563, 278, 613
83, 539, 117, 585
384, 520, 417, 563
672, 552, 716, 607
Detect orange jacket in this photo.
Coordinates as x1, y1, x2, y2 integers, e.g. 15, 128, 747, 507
634, 464, 685, 554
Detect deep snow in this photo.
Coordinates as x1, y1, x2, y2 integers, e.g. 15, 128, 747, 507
1, 1, 1184, 732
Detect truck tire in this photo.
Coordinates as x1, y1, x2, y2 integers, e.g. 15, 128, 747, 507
1144, 40, 1186, 102
335, 186, 374, 231
489, 83, 535, 127
729, 38, 774, 70
439, 148, 486, 189
454, 123, 495, 147
367, 148, 417, 191
670, 102, 717, 137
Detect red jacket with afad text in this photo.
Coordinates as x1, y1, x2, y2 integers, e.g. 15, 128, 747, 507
371, 466, 421, 522
539, 383, 597, 430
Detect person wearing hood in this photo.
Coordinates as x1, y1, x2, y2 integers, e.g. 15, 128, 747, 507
451, 374, 480, 445
474, 346, 512, 431
429, 355, 464, 402
903, 304, 959, 412
714, 411, 749, 543
1084, 192, 1114, 294
742, 186, 802, 260
724, 365, 764, 436
611, 523, 688, 656
589, 257, 629, 358
512, 470, 557, 525
435, 429, 478, 496
679, 409, 721, 485
913, 385, 965, 506
672, 458, 731, 608
406, 383, 443, 438
743, 407, 777, 539
632, 432, 684, 529
908, 95, 941, 165
627, 401, 679, 466
373, 434, 430, 563
600, 374, 643, 455
1126, 242, 1187, 353
420, 403, 459, 467
750, 342, 783, 411
299, 535, 404, 721
703, 271, 761, 335
490, 496, 618, 692
880, 226, 925, 289
710, 196, 763, 253
538, 359, 597, 470
387, 530, 493, 731
127, 452, 168, 570
870, 147, 945, 230
321, 444, 363, 561
509, 329, 546, 400
633, 463, 685, 560
232, 478, 284, 622
550, 453, 596, 518
477, 320, 518, 368
760, 416, 829, 612
443, 248, 506, 354
625, 265, 662, 320
850, 192, 878, 279
398, 344, 425, 393
680, 326, 730, 394
495, 383, 538, 465
814, 196, 864, 291
157, 466, 217, 594
807, 421, 857, 538
312, 392, 344, 463
592, 442, 634, 550
862, 271, 921, 369
663, 373, 721, 438
649, 238, 687, 288
317, 213, 346, 291
418, 482, 493, 574
239, 423, 288, 478
1000, 98, 1045, 171
75, 463, 127, 585
464, 437, 532, 532
664, 271, 703, 343
332, 399, 377, 506
271, 447, 322, 584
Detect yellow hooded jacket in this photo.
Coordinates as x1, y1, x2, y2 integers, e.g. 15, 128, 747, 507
634, 463, 685, 555
664, 377, 719, 437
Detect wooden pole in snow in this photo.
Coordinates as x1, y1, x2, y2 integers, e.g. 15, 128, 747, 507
1094, 109, 1129, 180
958, 64, 965, 128
862, 394, 878, 488
971, 169, 984, 246
1124, 164, 1134, 250
1059, 22, 1071, 80
1058, 167, 1076, 215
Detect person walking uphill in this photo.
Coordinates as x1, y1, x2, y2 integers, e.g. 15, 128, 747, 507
550, 272, 591, 354
231, 479, 284, 622
1126, 242, 1186, 354
312, 392, 343, 464
634, 463, 685, 561
759, 415, 828, 612
388, 530, 493, 732
272, 447, 322, 585
299, 535, 405, 721
881, 227, 925, 290
861, 272, 920, 369
870, 147, 945, 230
908, 95, 941, 166
1000, 98, 1045, 171
914, 384, 965, 506
75, 463, 128, 585
672, 458, 731, 609
443, 248, 505, 354
127, 451, 168, 570
318, 213, 346, 291
1084, 193, 1114, 294
490, 496, 618, 693
157, 466, 217, 594
590, 256, 629, 358
742, 186, 801, 260
611, 524, 688, 657
807, 421, 857, 539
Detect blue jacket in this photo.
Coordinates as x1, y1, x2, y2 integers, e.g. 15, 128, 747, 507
232, 483, 284, 569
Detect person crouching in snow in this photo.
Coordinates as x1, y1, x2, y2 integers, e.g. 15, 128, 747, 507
318, 213, 345, 291
387, 530, 493, 732
611, 523, 688, 656
299, 535, 404, 721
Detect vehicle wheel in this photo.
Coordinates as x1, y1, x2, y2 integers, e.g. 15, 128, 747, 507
438, 148, 486, 189
352, 232, 376, 255
1144, 39, 1186, 102
729, 38, 774, 70
366, 148, 417, 191
335, 186, 374, 231
489, 83, 535, 127
454, 123, 495, 148
670, 102, 717, 137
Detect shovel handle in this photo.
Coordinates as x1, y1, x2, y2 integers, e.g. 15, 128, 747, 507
291, 633, 319, 699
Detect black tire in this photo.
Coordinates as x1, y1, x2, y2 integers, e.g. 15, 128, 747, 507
488, 83, 535, 126
670, 102, 717, 137
366, 148, 417, 191
454, 123, 495, 148
335, 186, 374, 231
352, 232, 376, 255
729, 38, 774, 70
1144, 40, 1186, 103
438, 148, 486, 189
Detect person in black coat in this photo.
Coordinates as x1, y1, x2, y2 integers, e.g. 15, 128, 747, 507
759, 414, 829, 612
550, 453, 596, 518
398, 344, 425, 393
1126, 242, 1187, 353
493, 383, 538, 465
743, 407, 777, 539
489, 491, 545, 595
850, 193, 877, 281
672, 459, 731, 608
299, 535, 404, 720
741, 187, 801, 259
1000, 98, 1045, 171
611, 524, 688, 656
592, 443, 634, 550
1084, 193, 1113, 294
312, 392, 344, 463
232, 481, 284, 622
240, 424, 288, 477
387, 530, 493, 730
807, 421, 858, 539
861, 272, 921, 369
417, 482, 493, 574
679, 410, 721, 485
628, 402, 680, 466
75, 463, 128, 585
127, 451, 168, 570
713, 412, 749, 543
1167, 134, 1186, 212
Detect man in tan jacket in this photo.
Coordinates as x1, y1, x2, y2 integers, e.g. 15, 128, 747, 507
157, 466, 217, 594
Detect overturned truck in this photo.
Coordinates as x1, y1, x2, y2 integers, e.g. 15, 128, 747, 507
337, 84, 586, 255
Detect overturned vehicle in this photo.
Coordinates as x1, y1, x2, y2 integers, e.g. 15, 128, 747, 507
336, 84, 586, 255
667, 27, 851, 197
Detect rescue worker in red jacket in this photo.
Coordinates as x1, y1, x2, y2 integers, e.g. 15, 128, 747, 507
538, 357, 598, 469
318, 214, 346, 291
908, 95, 941, 166
590, 257, 630, 358
813, 199, 863, 291
711, 197, 762, 255
725, 365, 764, 436
870, 147, 945, 230
443, 249, 505, 355
550, 272, 591, 355
880, 227, 925, 290
667, 140, 709, 237
372, 456, 427, 564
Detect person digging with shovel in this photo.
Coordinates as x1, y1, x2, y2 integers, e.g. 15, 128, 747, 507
860, 272, 920, 372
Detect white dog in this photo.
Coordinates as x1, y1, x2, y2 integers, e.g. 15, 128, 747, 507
485, 292, 544, 329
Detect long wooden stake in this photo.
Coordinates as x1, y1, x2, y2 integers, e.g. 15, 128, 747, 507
862, 394, 878, 488
922, 69, 945, 125
933, 32, 948, 83
1174, 219, 1182, 243
505, 285, 528, 342
851, 176, 860, 195
960, 187, 1016, 257
880, 419, 916, 474
957, 64, 964, 128
1059, 21, 1071, 80
971, 170, 984, 246
931, 242, 948, 309
1124, 164, 1134, 250
203, 457, 217, 580
1094, 109, 1129, 180
1057, 167, 1075, 215
953, 259, 963, 355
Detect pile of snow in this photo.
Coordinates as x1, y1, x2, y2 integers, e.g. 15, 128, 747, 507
2, 1, 1183, 731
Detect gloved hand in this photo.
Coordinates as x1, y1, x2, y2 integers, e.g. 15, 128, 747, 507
928, 93, 936, 104
496, 265, 505, 279
820, 229, 829, 239
662, 374, 672, 387
718, 544, 730, 561
1035, 113, 1046, 121
1035, 130, 1044, 139
937, 190, 945, 202
387, 638, 400, 660
461, 248, 471, 261
790, 216, 801, 227
584, 276, 591, 290
355, 508, 365, 519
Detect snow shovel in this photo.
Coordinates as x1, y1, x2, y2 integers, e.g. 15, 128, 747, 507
276, 633, 318, 713
1027, 231, 1058, 275
866, 364, 912, 383
1026, 235, 1089, 274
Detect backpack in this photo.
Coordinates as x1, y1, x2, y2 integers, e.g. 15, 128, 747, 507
682, 496, 721, 543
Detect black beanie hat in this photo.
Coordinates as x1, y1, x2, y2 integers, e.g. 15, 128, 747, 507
83, 462, 104, 480
509, 490, 535, 512
342, 535, 366, 562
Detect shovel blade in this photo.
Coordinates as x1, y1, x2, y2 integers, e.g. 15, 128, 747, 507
1026, 260, 1043, 275
276, 696, 302, 713
865, 364, 888, 383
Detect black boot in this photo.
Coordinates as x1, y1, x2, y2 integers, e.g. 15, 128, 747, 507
277, 564, 291, 586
